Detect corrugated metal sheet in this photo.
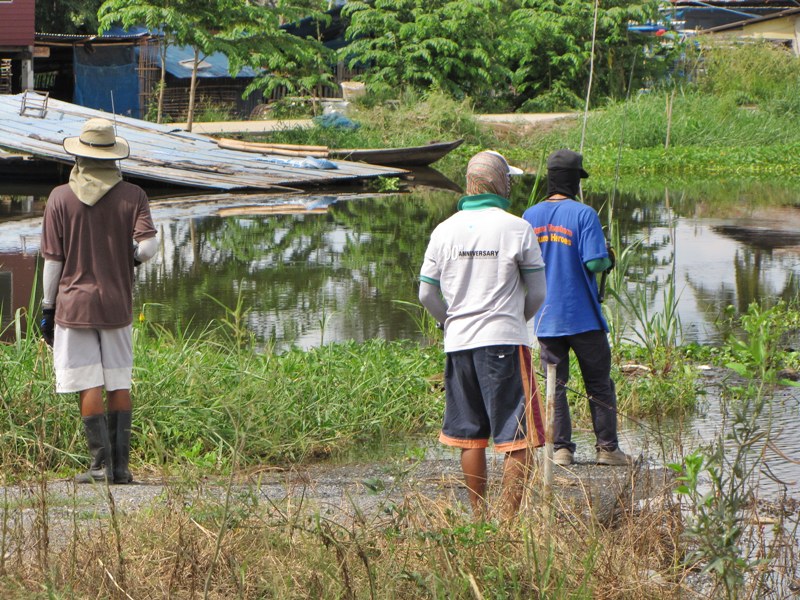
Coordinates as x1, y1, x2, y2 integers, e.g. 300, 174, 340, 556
165, 45, 258, 79
0, 93, 406, 190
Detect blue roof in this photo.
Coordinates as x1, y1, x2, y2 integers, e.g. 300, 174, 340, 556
165, 45, 257, 79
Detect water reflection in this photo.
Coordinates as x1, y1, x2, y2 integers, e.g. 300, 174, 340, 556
2, 177, 800, 506
583, 184, 800, 344
3, 178, 800, 349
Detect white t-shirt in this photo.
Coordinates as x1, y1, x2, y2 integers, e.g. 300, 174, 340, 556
420, 204, 544, 352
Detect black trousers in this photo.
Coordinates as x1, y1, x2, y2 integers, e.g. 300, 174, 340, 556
538, 330, 619, 453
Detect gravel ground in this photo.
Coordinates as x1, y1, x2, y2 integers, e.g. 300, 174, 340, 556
0, 451, 671, 562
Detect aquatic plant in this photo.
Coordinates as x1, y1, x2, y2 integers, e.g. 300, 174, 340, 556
723, 301, 800, 383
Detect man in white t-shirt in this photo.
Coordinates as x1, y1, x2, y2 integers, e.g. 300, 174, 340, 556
419, 150, 547, 519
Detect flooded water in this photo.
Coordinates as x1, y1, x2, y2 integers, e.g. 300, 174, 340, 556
1, 174, 799, 504
5, 177, 800, 349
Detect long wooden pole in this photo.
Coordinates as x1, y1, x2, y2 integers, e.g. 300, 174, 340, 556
543, 363, 557, 550
665, 89, 675, 150
544, 363, 556, 497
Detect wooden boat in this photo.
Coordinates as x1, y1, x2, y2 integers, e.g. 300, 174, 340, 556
329, 139, 464, 166
216, 138, 464, 167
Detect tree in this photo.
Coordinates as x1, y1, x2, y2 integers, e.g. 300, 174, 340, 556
341, 0, 514, 105
340, 0, 663, 111
99, 0, 333, 127
212, 1, 335, 110
504, 0, 662, 110
98, 0, 195, 124
37, 0, 102, 34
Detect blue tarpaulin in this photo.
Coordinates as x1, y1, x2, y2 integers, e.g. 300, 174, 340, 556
73, 45, 140, 117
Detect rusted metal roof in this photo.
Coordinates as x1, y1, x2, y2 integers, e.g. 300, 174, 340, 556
0, 93, 406, 190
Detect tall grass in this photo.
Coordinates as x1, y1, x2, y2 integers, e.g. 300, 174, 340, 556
2, 304, 799, 596
0, 468, 689, 598
0, 313, 444, 478
247, 90, 490, 174
523, 41, 800, 177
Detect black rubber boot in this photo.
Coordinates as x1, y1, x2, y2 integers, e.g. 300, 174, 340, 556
109, 411, 133, 484
74, 414, 113, 484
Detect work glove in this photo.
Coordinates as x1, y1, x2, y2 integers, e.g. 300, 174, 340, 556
605, 243, 616, 273
40, 307, 55, 347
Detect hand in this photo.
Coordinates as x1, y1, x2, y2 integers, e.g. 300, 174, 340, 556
605, 243, 616, 273
40, 307, 55, 347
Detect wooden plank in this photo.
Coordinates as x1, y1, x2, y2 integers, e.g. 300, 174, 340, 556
216, 204, 328, 217
216, 138, 329, 158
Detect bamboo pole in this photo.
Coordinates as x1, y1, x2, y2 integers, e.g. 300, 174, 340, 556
544, 363, 556, 497
216, 138, 329, 158
543, 363, 557, 550
216, 138, 328, 152
665, 90, 675, 150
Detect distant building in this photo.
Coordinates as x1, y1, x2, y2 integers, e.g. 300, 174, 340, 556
35, 30, 159, 119
703, 8, 800, 55
158, 45, 263, 121
667, 1, 798, 31
0, 0, 34, 93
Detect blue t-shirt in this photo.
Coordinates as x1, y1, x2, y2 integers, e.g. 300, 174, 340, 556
521, 199, 608, 336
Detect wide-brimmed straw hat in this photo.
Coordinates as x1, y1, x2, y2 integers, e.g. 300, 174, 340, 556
63, 118, 130, 160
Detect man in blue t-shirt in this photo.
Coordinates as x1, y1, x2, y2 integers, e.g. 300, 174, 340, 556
522, 149, 631, 467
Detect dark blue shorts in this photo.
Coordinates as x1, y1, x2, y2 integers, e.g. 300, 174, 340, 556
439, 345, 545, 453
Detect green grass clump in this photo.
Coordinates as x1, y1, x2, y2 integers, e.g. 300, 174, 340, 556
0, 317, 444, 478
244, 90, 493, 175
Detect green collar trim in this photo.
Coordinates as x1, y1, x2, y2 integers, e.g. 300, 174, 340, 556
458, 193, 510, 211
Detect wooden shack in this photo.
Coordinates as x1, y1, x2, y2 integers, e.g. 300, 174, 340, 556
703, 8, 800, 55
0, 0, 34, 92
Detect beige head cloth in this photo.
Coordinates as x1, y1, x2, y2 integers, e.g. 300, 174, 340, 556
465, 151, 523, 198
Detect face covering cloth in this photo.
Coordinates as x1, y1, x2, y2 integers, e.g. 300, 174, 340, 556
69, 157, 123, 206
546, 168, 582, 199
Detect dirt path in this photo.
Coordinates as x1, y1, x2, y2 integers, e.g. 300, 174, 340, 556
3, 452, 670, 558
173, 113, 578, 135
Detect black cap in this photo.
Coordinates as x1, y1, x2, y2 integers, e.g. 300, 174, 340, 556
547, 149, 589, 178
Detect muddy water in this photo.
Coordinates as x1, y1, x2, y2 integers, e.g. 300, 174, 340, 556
1, 177, 800, 504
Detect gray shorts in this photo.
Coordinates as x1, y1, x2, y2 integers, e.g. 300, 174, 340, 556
53, 325, 133, 393
439, 345, 545, 453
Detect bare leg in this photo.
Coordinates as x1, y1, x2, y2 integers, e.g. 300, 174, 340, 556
461, 448, 487, 519
499, 448, 531, 520
79, 386, 105, 416
107, 389, 132, 412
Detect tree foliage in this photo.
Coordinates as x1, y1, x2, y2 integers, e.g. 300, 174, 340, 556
223, 2, 336, 102
98, 0, 333, 124
342, 0, 514, 103
341, 0, 664, 111
506, 0, 662, 110
36, 0, 102, 34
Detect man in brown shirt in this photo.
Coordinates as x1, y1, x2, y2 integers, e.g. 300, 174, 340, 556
40, 118, 157, 484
